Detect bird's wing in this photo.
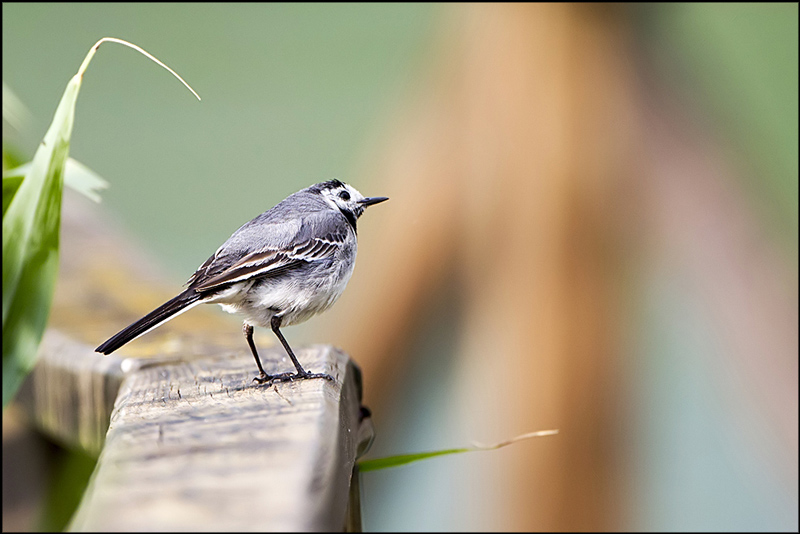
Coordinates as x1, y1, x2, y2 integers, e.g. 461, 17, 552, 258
187, 214, 348, 292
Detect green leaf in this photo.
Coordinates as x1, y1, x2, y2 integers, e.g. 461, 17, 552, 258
2, 37, 199, 409
5, 158, 109, 206
61, 158, 109, 203
357, 430, 559, 473
2, 82, 33, 135
3, 174, 24, 215
358, 447, 471, 472
2, 74, 79, 407
3, 82, 108, 207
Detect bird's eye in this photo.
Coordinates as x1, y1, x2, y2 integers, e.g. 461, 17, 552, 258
338, 190, 351, 201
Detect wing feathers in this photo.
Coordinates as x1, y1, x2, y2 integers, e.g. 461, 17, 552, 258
192, 234, 345, 291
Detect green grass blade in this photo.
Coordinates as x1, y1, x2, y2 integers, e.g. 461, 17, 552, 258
358, 448, 472, 473
2, 75, 79, 407
357, 429, 559, 473
5, 158, 110, 206
61, 158, 109, 202
2, 74, 79, 324
3, 174, 24, 215
2, 37, 200, 408
2, 82, 33, 135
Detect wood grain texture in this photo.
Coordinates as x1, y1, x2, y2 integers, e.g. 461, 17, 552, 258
69, 344, 365, 532
17, 329, 126, 456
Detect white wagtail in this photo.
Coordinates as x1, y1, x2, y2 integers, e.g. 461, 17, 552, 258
96, 180, 388, 384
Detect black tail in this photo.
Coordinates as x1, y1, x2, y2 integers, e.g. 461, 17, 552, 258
95, 290, 203, 355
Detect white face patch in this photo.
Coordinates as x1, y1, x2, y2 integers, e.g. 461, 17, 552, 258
320, 183, 366, 214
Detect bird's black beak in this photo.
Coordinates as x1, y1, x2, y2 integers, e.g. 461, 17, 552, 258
358, 196, 389, 207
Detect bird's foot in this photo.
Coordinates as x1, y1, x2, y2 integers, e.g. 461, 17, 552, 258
294, 371, 335, 383
253, 372, 278, 384
253, 371, 334, 385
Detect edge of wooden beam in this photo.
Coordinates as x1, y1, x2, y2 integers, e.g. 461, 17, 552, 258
68, 344, 365, 532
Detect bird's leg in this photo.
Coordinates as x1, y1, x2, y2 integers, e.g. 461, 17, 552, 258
271, 315, 306, 375
269, 315, 333, 383
245, 323, 273, 384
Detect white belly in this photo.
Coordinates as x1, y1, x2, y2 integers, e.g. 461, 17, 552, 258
208, 251, 356, 329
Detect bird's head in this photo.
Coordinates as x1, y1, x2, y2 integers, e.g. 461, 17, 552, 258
315, 179, 388, 227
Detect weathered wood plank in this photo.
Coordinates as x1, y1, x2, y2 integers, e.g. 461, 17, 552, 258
17, 330, 126, 456
68, 344, 366, 532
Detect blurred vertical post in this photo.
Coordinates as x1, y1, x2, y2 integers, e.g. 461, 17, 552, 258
318, 3, 638, 530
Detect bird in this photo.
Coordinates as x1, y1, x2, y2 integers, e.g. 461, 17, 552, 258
96, 179, 388, 384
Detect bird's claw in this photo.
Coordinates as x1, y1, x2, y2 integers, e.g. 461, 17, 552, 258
253, 371, 334, 385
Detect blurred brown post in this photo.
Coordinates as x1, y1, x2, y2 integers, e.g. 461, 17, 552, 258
316, 4, 639, 530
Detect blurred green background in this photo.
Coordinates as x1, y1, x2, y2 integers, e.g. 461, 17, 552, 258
3, 3, 437, 277
639, 3, 797, 248
3, 3, 797, 532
